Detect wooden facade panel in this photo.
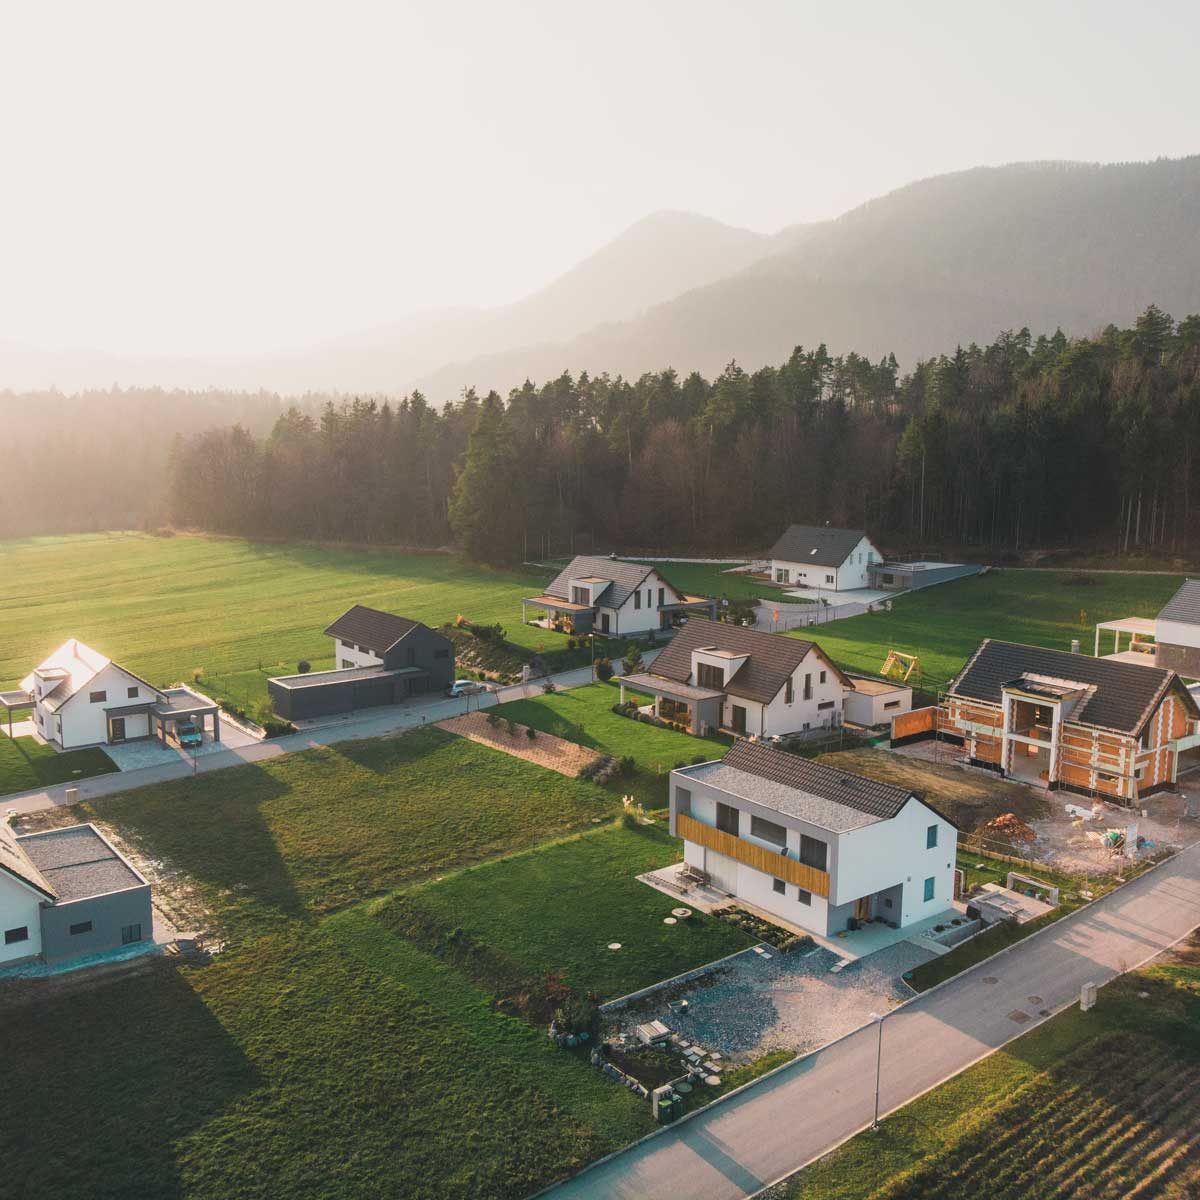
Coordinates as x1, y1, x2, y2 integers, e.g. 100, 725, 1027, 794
676, 813, 831, 897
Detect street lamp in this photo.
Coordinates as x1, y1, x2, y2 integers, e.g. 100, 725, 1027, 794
870, 1011, 885, 1129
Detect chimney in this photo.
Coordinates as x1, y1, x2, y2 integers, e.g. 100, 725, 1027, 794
1070, 639, 1080, 654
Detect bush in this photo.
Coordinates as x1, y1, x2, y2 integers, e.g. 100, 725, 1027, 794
619, 755, 636, 777
595, 657, 614, 681
542, 679, 557, 694
505, 718, 517, 736
674, 760, 686, 770
622, 647, 645, 675
525, 725, 537, 740
566, 637, 577, 651
297, 660, 311, 674
260, 716, 296, 738
691, 754, 707, 765
486, 711, 501, 727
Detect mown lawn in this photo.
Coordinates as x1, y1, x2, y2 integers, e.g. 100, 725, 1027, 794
629, 560, 765, 605
395, 821, 755, 1001
0, 728, 660, 1199
490, 679, 729, 808
0, 732, 116, 795
797, 568, 1183, 691
780, 943, 1200, 1199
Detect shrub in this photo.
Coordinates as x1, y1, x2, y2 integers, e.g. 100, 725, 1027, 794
297, 660, 311, 674
486, 711, 501, 727
542, 679, 557, 694
566, 637, 577, 651
525, 725, 537, 740
260, 716, 296, 738
595, 657, 614, 681
622, 647, 645, 675
674, 760, 686, 770
691, 754, 707, 765
505, 718, 517, 737
619, 755, 636, 777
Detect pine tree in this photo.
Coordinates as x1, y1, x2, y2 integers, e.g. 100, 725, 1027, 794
448, 392, 524, 564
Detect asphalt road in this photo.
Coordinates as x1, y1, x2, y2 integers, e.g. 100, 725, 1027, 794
2, 659, 616, 816
545, 841, 1200, 1199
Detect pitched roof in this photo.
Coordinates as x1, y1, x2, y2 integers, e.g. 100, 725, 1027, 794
646, 616, 847, 704
947, 639, 1198, 735
1159, 579, 1200, 625
543, 555, 667, 610
19, 639, 110, 712
324, 605, 420, 653
0, 821, 56, 901
768, 525, 870, 568
681, 739, 918, 832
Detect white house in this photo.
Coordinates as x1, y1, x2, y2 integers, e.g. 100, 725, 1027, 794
17, 639, 221, 749
1156, 579, 1200, 679
669, 740, 957, 938
844, 676, 912, 727
619, 616, 850, 737
768, 525, 882, 591
522, 555, 715, 637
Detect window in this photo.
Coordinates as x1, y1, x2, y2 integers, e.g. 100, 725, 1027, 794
341, 660, 354, 669
572, 586, 589, 604
675, 786, 691, 808
923, 876, 935, 902
803, 673, 812, 701
796, 888, 811, 906
776, 568, 789, 584
127, 686, 139, 699
1140, 725, 1153, 750
881, 573, 895, 585
121, 923, 143, 945
4, 926, 28, 945
799, 834, 827, 871
89, 690, 107, 703
342, 640, 354, 649
784, 678, 794, 704
884, 700, 901, 709
818, 700, 835, 710
658, 587, 664, 607
926, 824, 938, 849
634, 590, 641, 610
716, 802, 739, 836
825, 574, 834, 584
771, 878, 786, 895
69, 920, 93, 936
697, 662, 724, 689
819, 670, 826, 684
751, 815, 787, 846
434, 648, 449, 660
358, 645, 369, 654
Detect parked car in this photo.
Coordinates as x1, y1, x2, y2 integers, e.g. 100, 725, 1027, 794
170, 719, 203, 748
447, 679, 484, 698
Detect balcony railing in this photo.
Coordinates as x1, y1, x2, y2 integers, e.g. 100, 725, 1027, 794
676, 812, 831, 897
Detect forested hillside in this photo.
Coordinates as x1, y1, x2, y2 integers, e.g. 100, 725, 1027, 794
161, 306, 1200, 564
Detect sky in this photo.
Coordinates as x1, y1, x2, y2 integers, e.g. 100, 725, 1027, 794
2, 0, 1198, 356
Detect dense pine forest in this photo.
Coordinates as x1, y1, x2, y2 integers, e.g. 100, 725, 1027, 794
10, 306, 1198, 564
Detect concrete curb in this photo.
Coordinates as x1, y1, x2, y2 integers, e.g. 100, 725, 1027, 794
599, 944, 765, 1012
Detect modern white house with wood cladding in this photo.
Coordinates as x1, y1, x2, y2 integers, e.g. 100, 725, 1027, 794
767, 525, 882, 591
521, 555, 715, 637
620, 616, 850, 738
669, 740, 957, 938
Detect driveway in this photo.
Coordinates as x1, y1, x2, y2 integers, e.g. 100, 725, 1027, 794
103, 721, 259, 770
1, 656, 654, 816
544, 842, 1200, 1199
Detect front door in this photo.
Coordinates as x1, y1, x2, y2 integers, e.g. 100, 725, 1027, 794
601, 612, 610, 634
854, 895, 872, 921
109, 717, 126, 743
731, 705, 747, 735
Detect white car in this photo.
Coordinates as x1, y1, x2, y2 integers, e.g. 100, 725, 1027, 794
447, 679, 485, 698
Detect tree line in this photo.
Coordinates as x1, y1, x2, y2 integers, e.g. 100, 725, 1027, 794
158, 305, 1200, 564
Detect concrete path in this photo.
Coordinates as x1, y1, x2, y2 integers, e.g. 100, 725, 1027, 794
545, 843, 1200, 1199
2, 656, 651, 816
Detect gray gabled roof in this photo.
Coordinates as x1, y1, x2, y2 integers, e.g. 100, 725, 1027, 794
947, 638, 1199, 735
768, 525, 870, 568
1159, 579, 1200, 625
647, 616, 848, 704
544, 555, 681, 610
324, 605, 420, 654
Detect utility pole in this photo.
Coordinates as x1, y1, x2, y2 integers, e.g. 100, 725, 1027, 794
871, 1011, 885, 1129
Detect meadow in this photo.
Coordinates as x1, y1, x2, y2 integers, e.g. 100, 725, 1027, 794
0, 732, 116, 794
798, 568, 1183, 690
782, 941, 1200, 1199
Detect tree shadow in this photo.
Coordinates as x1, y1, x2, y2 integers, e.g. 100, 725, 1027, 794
328, 723, 455, 775
1, 962, 259, 1199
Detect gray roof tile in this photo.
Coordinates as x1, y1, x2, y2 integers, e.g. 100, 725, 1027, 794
19, 824, 144, 901
1159, 580, 1200, 624
324, 606, 420, 654
768, 525, 869, 568
543, 556, 677, 610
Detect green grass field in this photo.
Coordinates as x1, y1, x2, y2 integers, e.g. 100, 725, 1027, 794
0, 732, 116, 794
796, 568, 1183, 690
0, 727, 737, 1199
491, 679, 729, 807
781, 943, 1200, 1199
396, 822, 754, 1001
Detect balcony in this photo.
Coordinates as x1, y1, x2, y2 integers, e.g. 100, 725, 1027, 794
676, 812, 830, 897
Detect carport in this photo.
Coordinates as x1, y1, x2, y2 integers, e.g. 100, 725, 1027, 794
0, 689, 34, 737
151, 686, 221, 744
619, 672, 724, 736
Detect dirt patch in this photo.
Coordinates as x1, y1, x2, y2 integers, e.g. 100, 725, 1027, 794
1159, 930, 1200, 968
818, 745, 1048, 830
436, 711, 602, 778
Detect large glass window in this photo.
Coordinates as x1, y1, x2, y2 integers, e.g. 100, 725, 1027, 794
751, 815, 787, 846
4, 926, 28, 945
716, 802, 739, 836
696, 663, 724, 689
799, 834, 827, 871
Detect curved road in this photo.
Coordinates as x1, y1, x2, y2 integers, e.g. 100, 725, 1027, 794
546, 842, 1200, 1199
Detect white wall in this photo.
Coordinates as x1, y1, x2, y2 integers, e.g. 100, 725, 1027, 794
1157, 617, 1200, 651
0, 874, 44, 963
719, 649, 845, 737
833, 801, 956, 926
333, 637, 384, 670
56, 664, 160, 749
845, 685, 911, 727
615, 568, 679, 635
772, 536, 882, 592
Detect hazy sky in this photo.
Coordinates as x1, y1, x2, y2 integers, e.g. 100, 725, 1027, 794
3, 0, 1198, 355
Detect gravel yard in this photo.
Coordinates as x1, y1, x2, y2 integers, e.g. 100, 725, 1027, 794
607, 940, 935, 1064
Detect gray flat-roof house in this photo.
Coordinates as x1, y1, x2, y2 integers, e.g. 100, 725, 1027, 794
670, 740, 957, 938
269, 605, 455, 721
0, 822, 153, 966
768, 526, 882, 591
522, 555, 716, 637
619, 616, 851, 738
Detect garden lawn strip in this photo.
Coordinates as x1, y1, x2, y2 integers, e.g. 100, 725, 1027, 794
0, 733, 117, 795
